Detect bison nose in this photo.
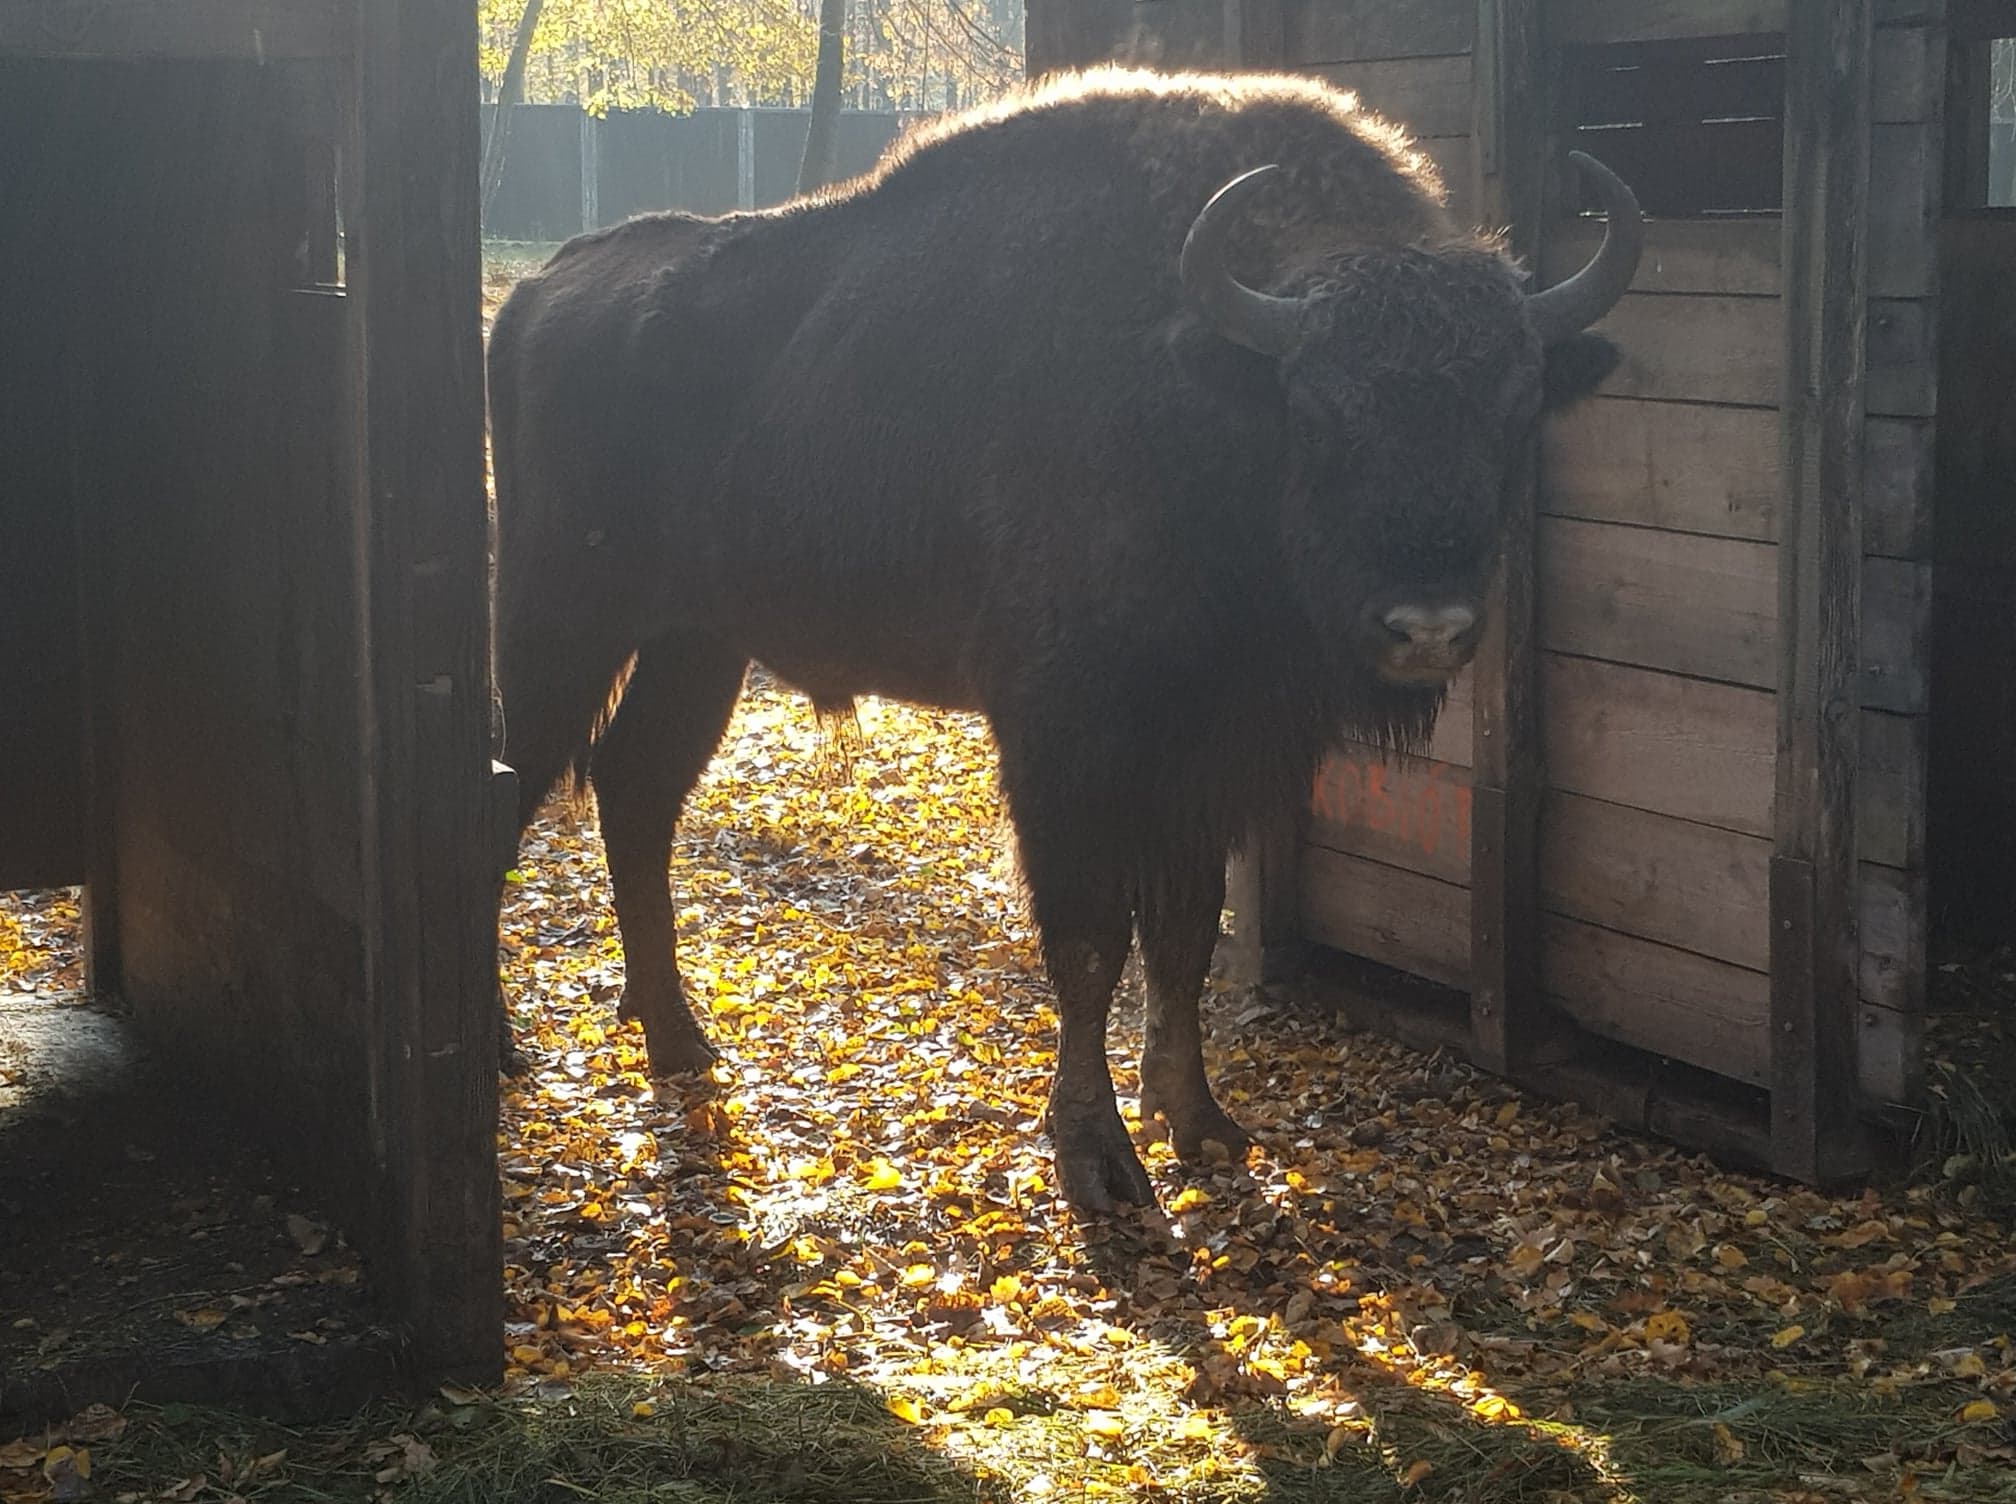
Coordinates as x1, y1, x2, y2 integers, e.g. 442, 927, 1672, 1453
1381, 603, 1478, 649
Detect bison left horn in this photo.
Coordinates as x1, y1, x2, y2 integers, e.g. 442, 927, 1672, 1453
1525, 150, 1644, 343
1180, 164, 1307, 359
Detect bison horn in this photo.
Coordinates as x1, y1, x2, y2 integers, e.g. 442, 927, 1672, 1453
1181, 165, 1308, 359
1526, 150, 1644, 343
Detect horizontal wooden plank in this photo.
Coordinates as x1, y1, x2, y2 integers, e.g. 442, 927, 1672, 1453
1542, 789, 1924, 1004
1545, 215, 1779, 296
1552, 0, 1940, 37
1544, 914, 1771, 1086
1284, 0, 1473, 64
1859, 862, 1925, 1012
1542, 518, 1929, 707
1867, 298, 1937, 418
1543, 792, 1771, 969
1298, 846, 1470, 990
1543, 655, 1917, 866
1552, 139, 1930, 302
1868, 125, 1939, 299
1542, 396, 1779, 538
1309, 751, 1473, 885
1545, 400, 1928, 555
1541, 517, 1777, 684
1566, 118, 1783, 216
1548, 0, 1788, 45
0, 0, 346, 59
1591, 293, 1783, 407
1856, 999, 1923, 1106
1872, 24, 1940, 122
1864, 418, 1934, 559
1313, 54, 1475, 137
1574, 53, 1782, 129
1544, 655, 1774, 836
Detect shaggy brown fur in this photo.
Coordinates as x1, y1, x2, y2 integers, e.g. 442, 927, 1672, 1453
488, 68, 1633, 1212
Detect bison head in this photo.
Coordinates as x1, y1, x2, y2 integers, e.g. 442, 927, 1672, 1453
1180, 152, 1640, 702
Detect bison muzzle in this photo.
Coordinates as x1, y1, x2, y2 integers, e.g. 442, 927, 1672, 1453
488, 68, 1642, 1214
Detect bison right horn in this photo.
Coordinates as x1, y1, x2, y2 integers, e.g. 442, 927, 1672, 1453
1526, 150, 1644, 342
1180, 165, 1308, 359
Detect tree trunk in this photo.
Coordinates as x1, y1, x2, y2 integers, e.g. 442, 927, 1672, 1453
480, 0, 546, 227
796, 0, 847, 195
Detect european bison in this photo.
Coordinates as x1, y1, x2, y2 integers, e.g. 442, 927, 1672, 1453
488, 68, 1642, 1212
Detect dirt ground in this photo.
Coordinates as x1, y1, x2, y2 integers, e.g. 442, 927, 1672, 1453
0, 952, 391, 1427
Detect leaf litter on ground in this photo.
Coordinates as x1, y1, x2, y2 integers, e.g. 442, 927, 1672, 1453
2, 276, 2012, 1500
7, 685, 2016, 1504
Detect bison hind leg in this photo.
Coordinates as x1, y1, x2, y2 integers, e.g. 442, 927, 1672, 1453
591, 634, 748, 1076
1137, 861, 1253, 1166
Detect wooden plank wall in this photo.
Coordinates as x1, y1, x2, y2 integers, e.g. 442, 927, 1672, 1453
1293, 0, 1937, 1117
1533, 1, 1938, 1109
1290, 2, 1483, 978
0, 66, 86, 892
1290, 1, 1480, 224
26, 56, 389, 1265
1926, 4, 2016, 951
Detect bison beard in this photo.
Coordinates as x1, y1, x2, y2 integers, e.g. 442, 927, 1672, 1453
488, 68, 1642, 1214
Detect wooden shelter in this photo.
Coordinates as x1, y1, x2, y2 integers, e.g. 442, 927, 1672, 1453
0, 1, 502, 1381
1030, 0, 2016, 1182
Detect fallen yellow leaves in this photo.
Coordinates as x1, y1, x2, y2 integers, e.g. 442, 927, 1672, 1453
1644, 1311, 1691, 1346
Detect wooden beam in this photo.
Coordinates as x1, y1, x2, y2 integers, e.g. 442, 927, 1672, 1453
352, 0, 502, 1378
0, 0, 348, 60
1771, 0, 1873, 1184
1467, 0, 1546, 1074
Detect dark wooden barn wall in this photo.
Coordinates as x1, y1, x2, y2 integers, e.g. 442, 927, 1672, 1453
1929, 215, 2016, 943
2, 1, 502, 1382
0, 71, 88, 892
2, 54, 375, 1233
1924, 0, 2016, 948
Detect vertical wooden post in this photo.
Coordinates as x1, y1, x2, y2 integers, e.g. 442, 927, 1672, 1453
736, 108, 755, 210
352, 0, 503, 1379
1773, 0, 1872, 1184
1217, 0, 1296, 986
1468, 0, 1547, 1075
71, 333, 121, 1004
579, 107, 600, 232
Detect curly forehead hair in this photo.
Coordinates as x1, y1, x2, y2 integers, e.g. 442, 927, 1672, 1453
1292, 244, 1537, 376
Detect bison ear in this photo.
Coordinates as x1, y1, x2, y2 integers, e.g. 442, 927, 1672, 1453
1540, 332, 1621, 412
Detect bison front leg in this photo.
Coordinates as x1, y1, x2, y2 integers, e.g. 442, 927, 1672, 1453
998, 745, 1155, 1211
1138, 863, 1252, 1165
1039, 906, 1156, 1215
591, 637, 747, 1075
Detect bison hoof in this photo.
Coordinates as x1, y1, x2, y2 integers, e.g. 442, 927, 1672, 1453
1140, 1081, 1253, 1167
1051, 1099, 1156, 1215
641, 1020, 720, 1077
499, 1017, 534, 1079
616, 988, 719, 1076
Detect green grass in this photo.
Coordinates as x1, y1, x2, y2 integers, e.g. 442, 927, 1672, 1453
62, 1358, 2016, 1504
